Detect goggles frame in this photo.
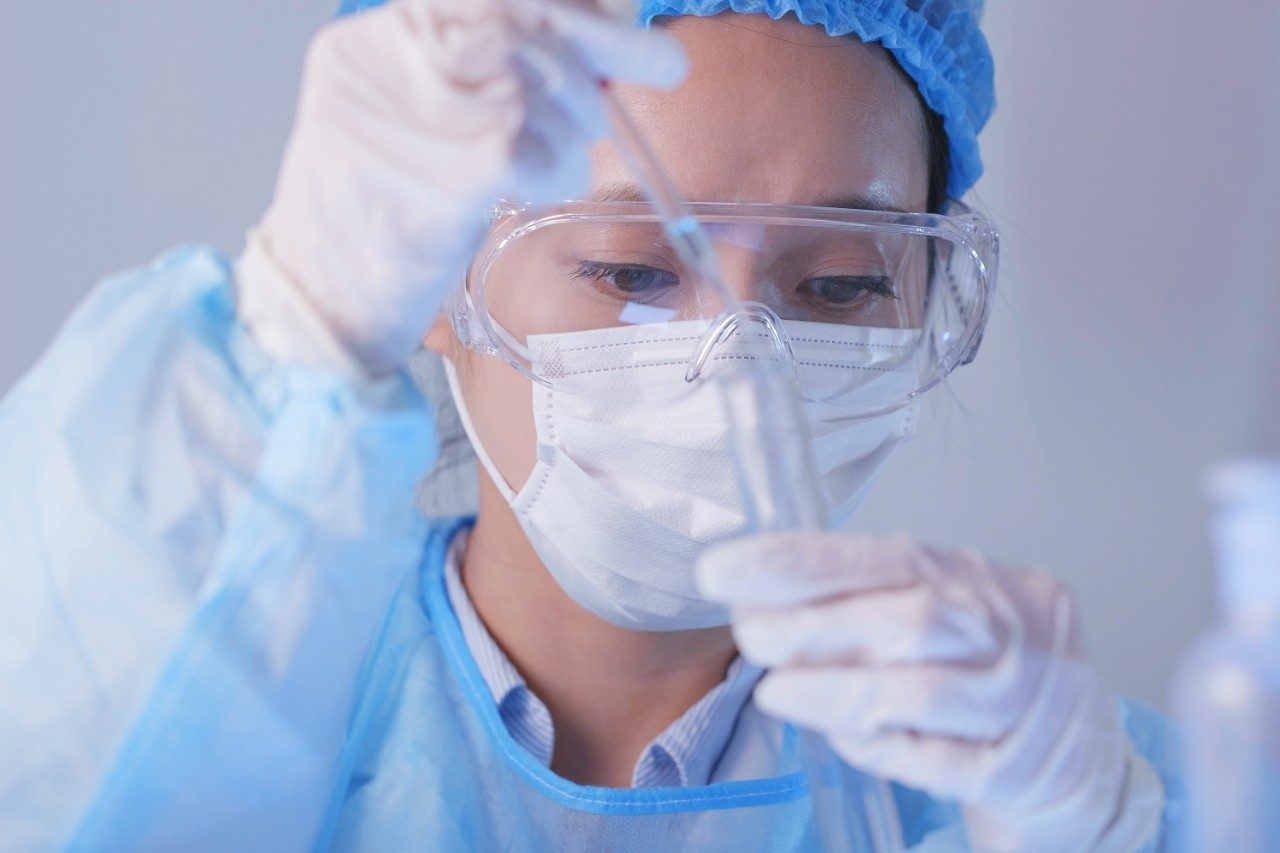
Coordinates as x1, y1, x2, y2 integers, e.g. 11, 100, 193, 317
449, 199, 999, 399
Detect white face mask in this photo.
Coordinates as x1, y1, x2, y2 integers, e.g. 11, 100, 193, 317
445, 320, 919, 632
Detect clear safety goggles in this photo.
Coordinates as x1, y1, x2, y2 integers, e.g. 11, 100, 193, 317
449, 200, 999, 416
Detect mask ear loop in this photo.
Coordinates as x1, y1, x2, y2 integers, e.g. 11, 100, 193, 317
443, 357, 519, 504
486, 312, 534, 364
684, 302, 797, 384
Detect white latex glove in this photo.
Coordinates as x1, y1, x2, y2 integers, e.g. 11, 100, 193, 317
697, 532, 1165, 852
236, 0, 687, 377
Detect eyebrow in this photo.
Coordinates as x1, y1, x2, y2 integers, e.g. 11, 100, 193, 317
582, 182, 914, 214
583, 182, 651, 204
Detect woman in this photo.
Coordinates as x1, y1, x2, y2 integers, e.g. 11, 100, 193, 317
0, 0, 1180, 849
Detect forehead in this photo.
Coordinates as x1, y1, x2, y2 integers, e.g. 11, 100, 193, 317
590, 13, 931, 212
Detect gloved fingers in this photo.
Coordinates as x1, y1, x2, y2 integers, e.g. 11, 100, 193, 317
697, 531, 924, 608
303, 3, 521, 147
509, 130, 593, 203
315, 93, 513, 217
727, 583, 999, 669
513, 39, 611, 142
506, 58, 597, 200
755, 665, 1023, 743
396, 0, 514, 86
538, 2, 689, 90
828, 714, 1126, 818
330, 0, 514, 119
826, 728, 995, 804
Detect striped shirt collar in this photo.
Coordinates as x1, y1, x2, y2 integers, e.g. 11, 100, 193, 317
443, 529, 762, 787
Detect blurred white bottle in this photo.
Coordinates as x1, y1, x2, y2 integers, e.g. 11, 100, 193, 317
1173, 459, 1280, 852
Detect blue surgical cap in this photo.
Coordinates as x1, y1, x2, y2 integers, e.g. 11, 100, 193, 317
336, 0, 994, 197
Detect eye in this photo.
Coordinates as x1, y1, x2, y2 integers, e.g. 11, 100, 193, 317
797, 275, 896, 308
572, 262, 679, 298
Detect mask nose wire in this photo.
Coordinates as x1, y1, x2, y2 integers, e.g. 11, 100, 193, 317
684, 302, 798, 384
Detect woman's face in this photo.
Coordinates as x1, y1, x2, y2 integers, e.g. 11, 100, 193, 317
430, 12, 931, 493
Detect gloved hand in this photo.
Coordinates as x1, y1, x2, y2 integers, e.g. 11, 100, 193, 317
697, 532, 1165, 852
236, 0, 687, 377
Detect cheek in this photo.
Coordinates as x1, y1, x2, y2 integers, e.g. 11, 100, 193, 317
457, 349, 539, 493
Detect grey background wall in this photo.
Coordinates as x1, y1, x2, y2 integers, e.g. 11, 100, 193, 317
2, 1, 1277, 709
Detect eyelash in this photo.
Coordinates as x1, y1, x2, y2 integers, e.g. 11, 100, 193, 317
571, 261, 646, 281
808, 275, 897, 298
571, 261, 678, 289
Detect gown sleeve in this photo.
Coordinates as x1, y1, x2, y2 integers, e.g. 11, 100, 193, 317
0, 246, 436, 851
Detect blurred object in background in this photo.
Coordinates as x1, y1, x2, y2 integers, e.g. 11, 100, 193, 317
0, 0, 332, 395
1174, 460, 1280, 853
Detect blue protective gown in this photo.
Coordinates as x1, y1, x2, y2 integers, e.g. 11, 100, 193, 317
0, 248, 1185, 851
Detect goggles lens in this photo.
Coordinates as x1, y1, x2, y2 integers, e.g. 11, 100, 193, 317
461, 202, 997, 414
